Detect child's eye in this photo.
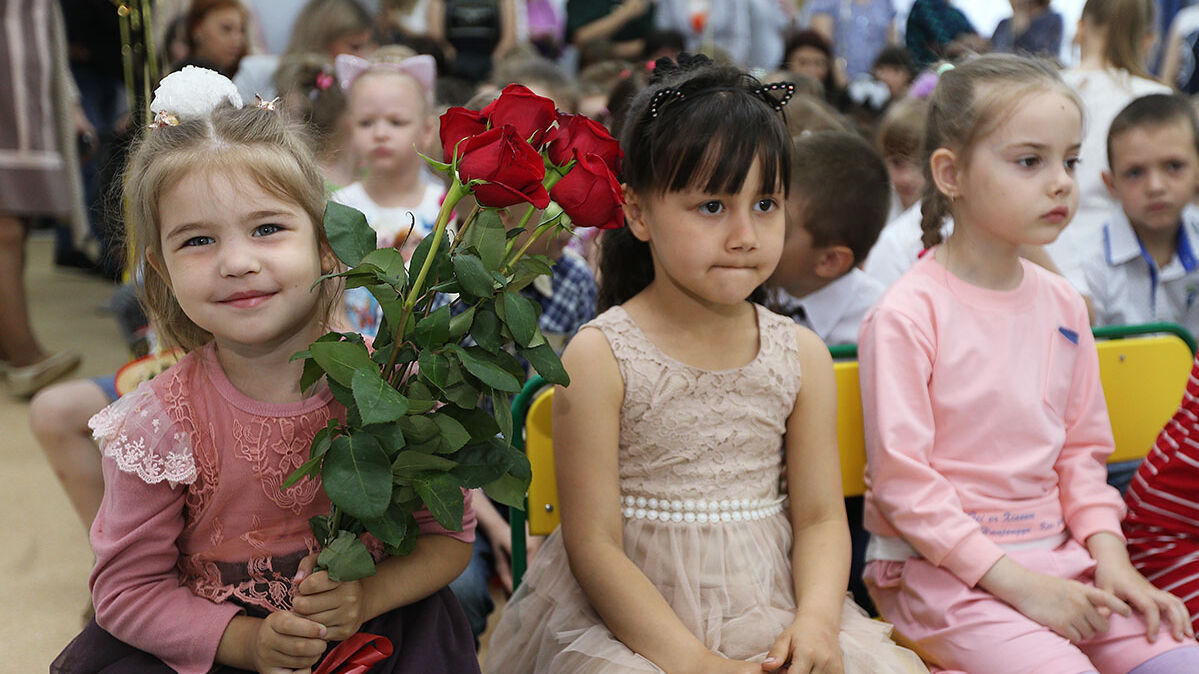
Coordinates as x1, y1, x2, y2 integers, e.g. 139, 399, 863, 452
1015, 156, 1041, 169
253, 224, 282, 237
754, 198, 778, 213
699, 201, 724, 215
1065, 157, 1080, 172
182, 236, 214, 248
1124, 167, 1144, 180
1168, 161, 1187, 173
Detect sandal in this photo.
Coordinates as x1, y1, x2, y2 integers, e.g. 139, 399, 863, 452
4, 352, 81, 397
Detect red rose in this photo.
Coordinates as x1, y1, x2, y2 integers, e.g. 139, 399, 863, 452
459, 125, 550, 209
544, 113, 622, 174
439, 107, 488, 163
482, 84, 558, 147
550, 150, 625, 229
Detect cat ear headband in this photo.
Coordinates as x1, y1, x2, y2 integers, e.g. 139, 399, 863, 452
648, 81, 797, 119
148, 65, 277, 128
334, 53, 436, 94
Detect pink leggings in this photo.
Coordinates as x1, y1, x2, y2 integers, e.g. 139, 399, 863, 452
865, 539, 1199, 673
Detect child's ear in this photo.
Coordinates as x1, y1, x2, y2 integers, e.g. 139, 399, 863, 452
623, 185, 652, 242
1102, 170, 1118, 199
814, 245, 855, 280
929, 147, 961, 202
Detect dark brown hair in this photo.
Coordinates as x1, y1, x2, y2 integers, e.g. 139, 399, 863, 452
1107, 93, 1199, 168
597, 55, 791, 311
790, 131, 890, 264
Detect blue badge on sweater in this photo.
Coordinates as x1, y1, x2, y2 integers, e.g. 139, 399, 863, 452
1058, 327, 1079, 345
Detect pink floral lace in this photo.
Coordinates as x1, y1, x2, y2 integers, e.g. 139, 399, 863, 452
90, 384, 197, 487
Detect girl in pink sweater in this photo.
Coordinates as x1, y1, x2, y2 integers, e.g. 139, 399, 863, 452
52, 67, 479, 674
859, 54, 1199, 673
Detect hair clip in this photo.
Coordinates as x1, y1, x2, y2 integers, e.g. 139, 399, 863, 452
148, 110, 179, 129
936, 62, 956, 76
315, 71, 334, 91
649, 88, 686, 118
254, 94, 281, 111
754, 82, 797, 111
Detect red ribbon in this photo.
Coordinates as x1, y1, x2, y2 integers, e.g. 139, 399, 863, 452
313, 633, 394, 674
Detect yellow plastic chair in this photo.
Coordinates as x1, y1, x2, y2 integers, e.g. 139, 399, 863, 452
509, 323, 1196, 588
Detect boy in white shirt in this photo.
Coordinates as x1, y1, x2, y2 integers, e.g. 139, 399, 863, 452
1077, 93, 1199, 336
769, 131, 891, 347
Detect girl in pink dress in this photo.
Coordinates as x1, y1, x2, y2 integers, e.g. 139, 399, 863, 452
859, 53, 1199, 674
484, 55, 926, 674
53, 67, 479, 674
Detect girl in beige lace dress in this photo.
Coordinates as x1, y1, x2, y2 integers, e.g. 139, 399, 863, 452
484, 55, 927, 674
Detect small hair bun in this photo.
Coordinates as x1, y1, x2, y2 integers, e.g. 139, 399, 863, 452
150, 65, 243, 122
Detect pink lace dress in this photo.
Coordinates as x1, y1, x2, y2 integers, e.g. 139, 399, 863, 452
484, 305, 927, 673
52, 343, 479, 674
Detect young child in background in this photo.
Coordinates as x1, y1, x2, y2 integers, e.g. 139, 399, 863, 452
1077, 94, 1199, 337
52, 68, 479, 674
769, 131, 891, 348
860, 54, 1199, 673
273, 52, 353, 190
1057, 0, 1170, 276
331, 48, 445, 337
876, 97, 929, 221
485, 55, 927, 674
1125, 352, 1199, 634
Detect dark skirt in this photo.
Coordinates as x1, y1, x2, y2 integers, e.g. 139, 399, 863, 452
51, 587, 481, 673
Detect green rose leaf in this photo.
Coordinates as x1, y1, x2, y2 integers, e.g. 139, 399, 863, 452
450, 437, 515, 487
399, 414, 440, 444
317, 530, 376, 581
405, 380, 437, 414
323, 201, 376, 268
483, 472, 529, 509
392, 450, 458, 473
310, 514, 331, 545
502, 292, 539, 347
309, 340, 376, 389
492, 389, 514, 441
360, 247, 408, 289
469, 307, 503, 354
453, 252, 495, 298
441, 406, 500, 443
327, 379, 363, 428
322, 433, 391, 520
413, 473, 465, 531
440, 380, 480, 409
448, 304, 476, 340
408, 233, 451, 295
450, 345, 522, 392
351, 368, 409, 426
509, 255, 555, 292
462, 208, 507, 270
418, 350, 452, 390
520, 341, 571, 386
364, 422, 405, 455
282, 425, 337, 489
432, 413, 472, 453
363, 503, 417, 548
414, 305, 451, 349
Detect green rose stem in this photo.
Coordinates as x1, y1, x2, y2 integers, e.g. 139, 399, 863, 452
383, 178, 470, 386
503, 165, 571, 262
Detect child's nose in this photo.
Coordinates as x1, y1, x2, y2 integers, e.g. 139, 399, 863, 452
219, 240, 261, 277
727, 211, 758, 251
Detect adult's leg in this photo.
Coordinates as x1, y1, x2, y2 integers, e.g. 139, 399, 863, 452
0, 214, 44, 366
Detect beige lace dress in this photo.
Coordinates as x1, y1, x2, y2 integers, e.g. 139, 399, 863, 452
484, 304, 928, 673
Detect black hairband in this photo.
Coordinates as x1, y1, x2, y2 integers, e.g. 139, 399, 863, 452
648, 81, 798, 119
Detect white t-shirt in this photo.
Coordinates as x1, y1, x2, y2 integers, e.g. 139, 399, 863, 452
1076, 204, 1199, 336
771, 269, 886, 346
862, 200, 953, 289
331, 180, 445, 249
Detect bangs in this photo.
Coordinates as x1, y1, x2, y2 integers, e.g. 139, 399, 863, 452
633, 89, 790, 197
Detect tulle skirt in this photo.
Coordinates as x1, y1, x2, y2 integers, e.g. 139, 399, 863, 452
484, 513, 928, 673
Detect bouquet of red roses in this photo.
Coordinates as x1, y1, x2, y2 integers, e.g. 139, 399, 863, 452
285, 84, 625, 584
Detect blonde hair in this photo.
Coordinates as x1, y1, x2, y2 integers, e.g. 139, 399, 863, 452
1081, 0, 1156, 79
876, 97, 928, 160
124, 104, 337, 351
919, 54, 1082, 248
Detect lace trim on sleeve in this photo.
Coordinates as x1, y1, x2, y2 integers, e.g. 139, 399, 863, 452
89, 382, 197, 487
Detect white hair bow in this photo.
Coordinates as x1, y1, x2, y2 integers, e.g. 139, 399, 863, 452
334, 53, 436, 94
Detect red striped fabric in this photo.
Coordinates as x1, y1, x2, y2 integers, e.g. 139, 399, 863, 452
1125, 353, 1199, 628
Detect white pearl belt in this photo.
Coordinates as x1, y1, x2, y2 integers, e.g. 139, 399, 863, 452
620, 495, 786, 523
